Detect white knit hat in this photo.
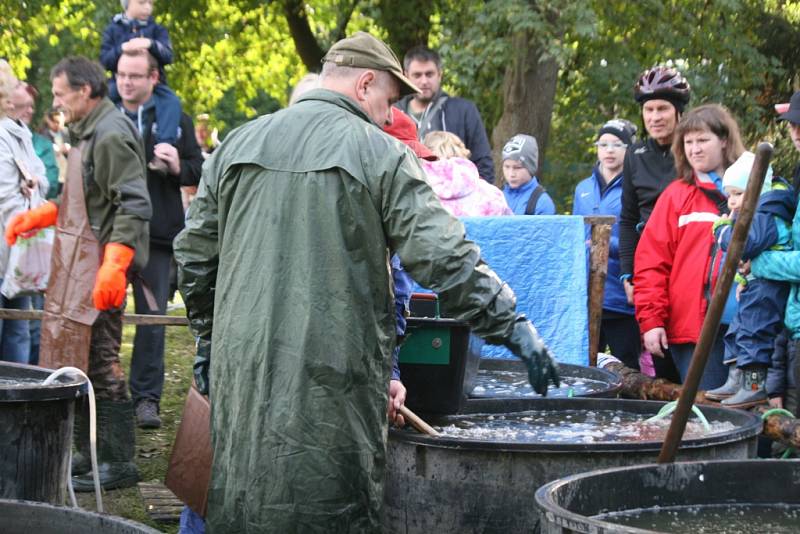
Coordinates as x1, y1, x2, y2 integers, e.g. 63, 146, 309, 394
722, 151, 773, 193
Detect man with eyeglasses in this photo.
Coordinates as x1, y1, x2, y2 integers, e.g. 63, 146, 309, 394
116, 49, 203, 430
573, 119, 641, 370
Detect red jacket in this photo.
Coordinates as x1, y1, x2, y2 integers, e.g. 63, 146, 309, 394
634, 175, 726, 344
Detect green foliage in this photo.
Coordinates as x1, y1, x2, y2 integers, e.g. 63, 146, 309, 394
2, 0, 798, 197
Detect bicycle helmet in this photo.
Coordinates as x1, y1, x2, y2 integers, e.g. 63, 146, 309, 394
634, 66, 691, 111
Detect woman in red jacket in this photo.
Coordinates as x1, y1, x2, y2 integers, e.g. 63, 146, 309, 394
634, 104, 745, 389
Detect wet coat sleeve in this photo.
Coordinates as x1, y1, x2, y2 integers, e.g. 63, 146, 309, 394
379, 152, 516, 344
93, 132, 151, 249
618, 151, 639, 276
174, 164, 218, 342
633, 189, 678, 334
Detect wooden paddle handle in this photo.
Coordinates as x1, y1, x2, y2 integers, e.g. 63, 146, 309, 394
398, 405, 440, 437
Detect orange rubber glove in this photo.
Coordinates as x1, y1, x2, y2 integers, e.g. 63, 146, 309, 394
93, 243, 135, 310
5, 201, 59, 245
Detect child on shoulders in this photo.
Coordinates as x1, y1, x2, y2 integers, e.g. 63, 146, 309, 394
100, 0, 181, 148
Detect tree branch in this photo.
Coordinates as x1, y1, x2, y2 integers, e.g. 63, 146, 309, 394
281, 0, 326, 71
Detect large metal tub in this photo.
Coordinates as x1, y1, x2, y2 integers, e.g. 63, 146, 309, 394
470, 359, 622, 400
536, 460, 800, 533
0, 499, 160, 533
384, 398, 761, 534
0, 361, 86, 503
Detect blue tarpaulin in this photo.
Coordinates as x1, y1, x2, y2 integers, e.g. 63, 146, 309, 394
414, 216, 589, 365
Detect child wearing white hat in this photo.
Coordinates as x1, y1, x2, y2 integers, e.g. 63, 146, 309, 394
706, 152, 793, 408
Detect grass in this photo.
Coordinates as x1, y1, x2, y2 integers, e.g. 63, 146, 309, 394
76, 300, 197, 533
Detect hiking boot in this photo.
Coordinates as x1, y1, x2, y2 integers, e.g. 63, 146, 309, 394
721, 366, 768, 409
705, 365, 742, 401
73, 399, 140, 492
136, 399, 162, 429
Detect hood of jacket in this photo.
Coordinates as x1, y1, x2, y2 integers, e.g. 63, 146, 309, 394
421, 157, 480, 200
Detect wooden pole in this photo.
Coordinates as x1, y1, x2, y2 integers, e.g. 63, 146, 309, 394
584, 216, 615, 367
0, 308, 189, 326
658, 142, 773, 463
398, 405, 440, 437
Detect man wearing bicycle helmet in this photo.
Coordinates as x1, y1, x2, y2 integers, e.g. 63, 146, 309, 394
618, 65, 690, 382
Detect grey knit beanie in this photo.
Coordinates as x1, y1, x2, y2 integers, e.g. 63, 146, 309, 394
502, 134, 539, 176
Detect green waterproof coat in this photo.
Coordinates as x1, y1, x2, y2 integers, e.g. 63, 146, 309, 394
174, 89, 520, 533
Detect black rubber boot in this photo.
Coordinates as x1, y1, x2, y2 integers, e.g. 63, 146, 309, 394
72, 399, 139, 492
705, 365, 742, 401
71, 399, 91, 476
721, 365, 768, 409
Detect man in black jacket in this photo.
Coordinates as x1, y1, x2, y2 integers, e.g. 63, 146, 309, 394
116, 49, 203, 428
395, 46, 495, 183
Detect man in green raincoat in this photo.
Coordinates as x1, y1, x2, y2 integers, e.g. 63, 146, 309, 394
174, 32, 559, 533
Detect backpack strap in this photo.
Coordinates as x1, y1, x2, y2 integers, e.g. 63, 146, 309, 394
524, 185, 546, 215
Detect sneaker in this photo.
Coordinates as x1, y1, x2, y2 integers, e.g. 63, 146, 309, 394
135, 400, 162, 429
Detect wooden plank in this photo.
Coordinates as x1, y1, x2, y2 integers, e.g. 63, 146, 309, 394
0, 308, 189, 326
138, 482, 183, 523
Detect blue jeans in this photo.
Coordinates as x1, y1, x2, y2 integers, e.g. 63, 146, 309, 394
29, 293, 44, 366
179, 506, 205, 534
0, 283, 31, 364
669, 328, 729, 390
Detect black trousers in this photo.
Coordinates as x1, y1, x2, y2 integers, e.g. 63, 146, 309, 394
598, 312, 642, 371
129, 244, 172, 406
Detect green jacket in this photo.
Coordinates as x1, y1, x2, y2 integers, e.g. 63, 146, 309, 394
174, 89, 519, 533
67, 98, 151, 268
31, 132, 59, 199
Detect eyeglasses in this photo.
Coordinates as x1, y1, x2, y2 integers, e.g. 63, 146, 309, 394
594, 142, 627, 150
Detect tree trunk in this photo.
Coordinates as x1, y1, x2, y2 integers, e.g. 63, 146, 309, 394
281, 0, 326, 72
490, 30, 559, 188
376, 0, 434, 59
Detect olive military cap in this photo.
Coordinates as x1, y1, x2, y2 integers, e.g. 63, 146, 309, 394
323, 32, 420, 96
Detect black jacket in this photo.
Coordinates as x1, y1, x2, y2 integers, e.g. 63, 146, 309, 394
618, 137, 677, 276
396, 91, 495, 183
123, 102, 203, 248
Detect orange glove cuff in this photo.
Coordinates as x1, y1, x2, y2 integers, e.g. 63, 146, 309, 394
92, 243, 136, 311
5, 201, 59, 246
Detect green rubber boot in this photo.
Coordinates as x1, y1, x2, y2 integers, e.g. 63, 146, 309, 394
721, 365, 768, 409
72, 399, 139, 492
71, 399, 91, 476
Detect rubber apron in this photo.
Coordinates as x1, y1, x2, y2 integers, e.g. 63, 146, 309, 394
39, 143, 101, 372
